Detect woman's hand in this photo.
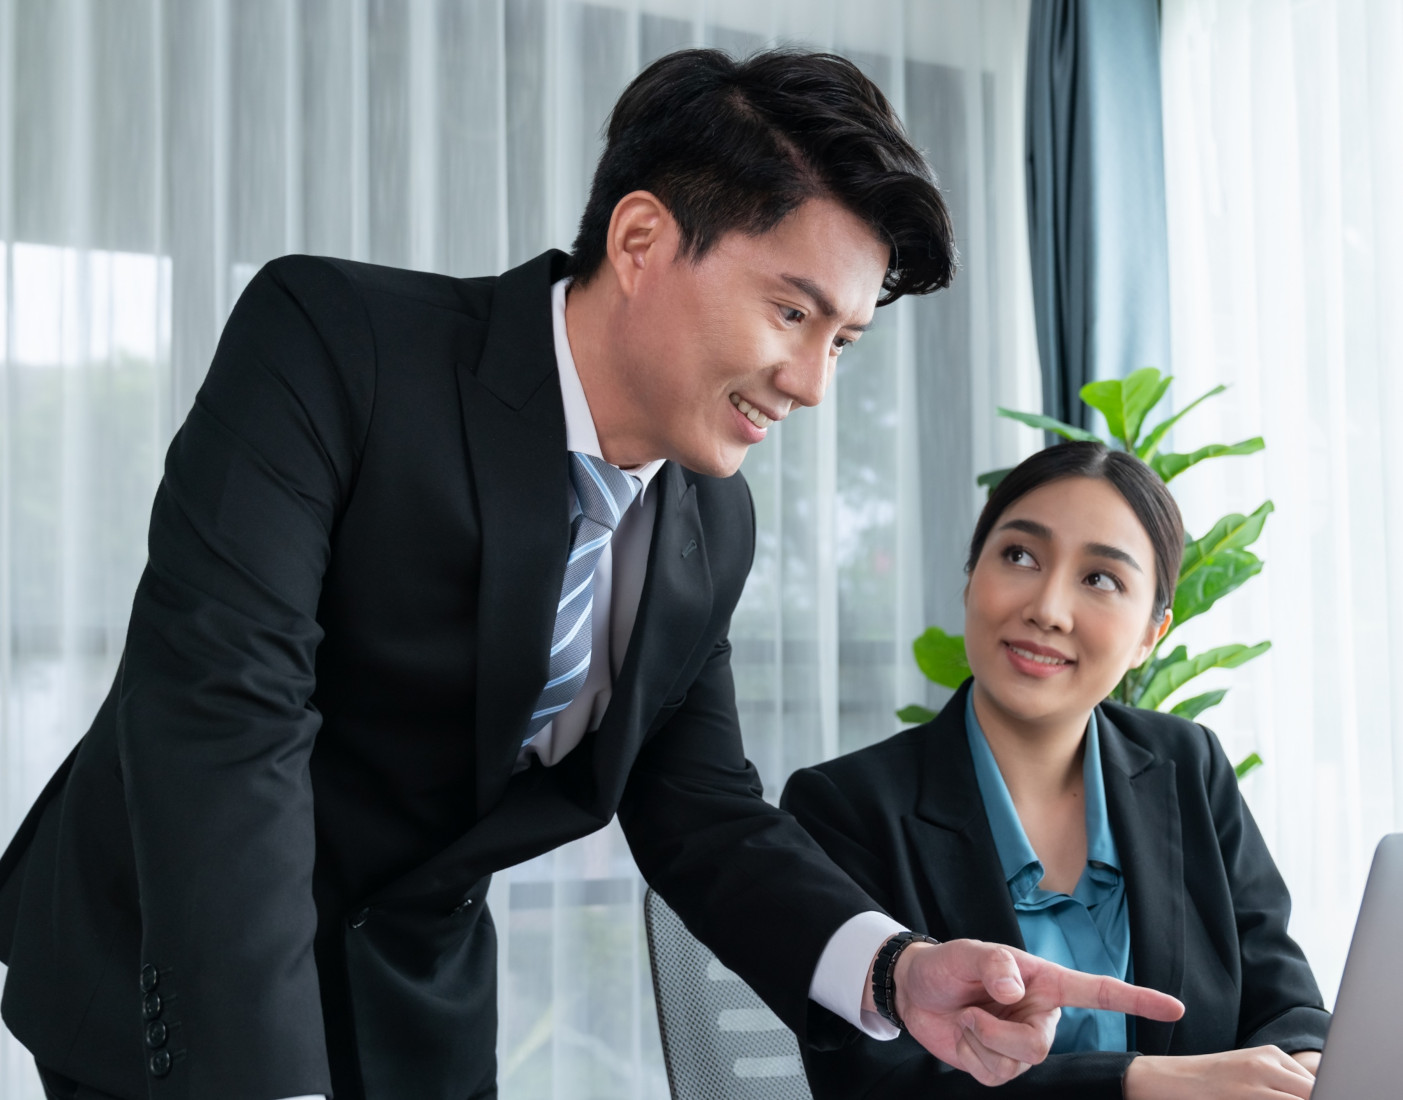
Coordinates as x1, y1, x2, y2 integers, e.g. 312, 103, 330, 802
1123, 1046, 1317, 1099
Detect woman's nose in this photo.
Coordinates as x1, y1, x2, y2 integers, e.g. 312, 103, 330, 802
1023, 577, 1074, 633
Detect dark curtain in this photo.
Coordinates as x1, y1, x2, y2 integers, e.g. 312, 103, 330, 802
1025, 0, 1170, 431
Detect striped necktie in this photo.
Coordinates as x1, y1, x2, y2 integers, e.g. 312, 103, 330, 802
524, 452, 642, 744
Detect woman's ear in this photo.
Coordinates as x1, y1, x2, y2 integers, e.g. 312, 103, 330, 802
1133, 609, 1173, 668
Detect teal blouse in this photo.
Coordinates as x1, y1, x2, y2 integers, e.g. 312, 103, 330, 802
964, 690, 1132, 1053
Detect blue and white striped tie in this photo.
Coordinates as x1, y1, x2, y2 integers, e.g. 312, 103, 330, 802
524, 452, 641, 744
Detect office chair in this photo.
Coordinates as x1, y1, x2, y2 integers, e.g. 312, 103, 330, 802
643, 886, 814, 1100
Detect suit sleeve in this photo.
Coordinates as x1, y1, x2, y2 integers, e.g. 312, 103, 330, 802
1198, 724, 1331, 1052
615, 483, 882, 1044
781, 764, 1137, 1099
617, 632, 884, 1043
117, 256, 374, 1098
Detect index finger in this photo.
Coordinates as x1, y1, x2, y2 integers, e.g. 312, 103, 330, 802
1052, 969, 1185, 1021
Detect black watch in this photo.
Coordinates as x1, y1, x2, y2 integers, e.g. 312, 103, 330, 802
871, 930, 940, 1031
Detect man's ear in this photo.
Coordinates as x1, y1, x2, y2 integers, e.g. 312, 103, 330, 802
606, 190, 672, 297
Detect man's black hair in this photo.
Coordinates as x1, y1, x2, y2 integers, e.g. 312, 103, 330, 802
564, 47, 956, 305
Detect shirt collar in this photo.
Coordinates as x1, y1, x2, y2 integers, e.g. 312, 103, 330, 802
964, 691, 1121, 900
551, 277, 664, 500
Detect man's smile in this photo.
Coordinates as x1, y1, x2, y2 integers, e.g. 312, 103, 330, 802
730, 393, 778, 428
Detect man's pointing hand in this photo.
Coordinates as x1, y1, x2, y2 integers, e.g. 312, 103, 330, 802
870, 937, 1185, 1086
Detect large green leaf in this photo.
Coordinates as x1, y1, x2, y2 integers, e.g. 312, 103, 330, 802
995, 408, 1102, 443
1171, 548, 1263, 630
1080, 368, 1171, 448
976, 467, 1014, 495
1151, 438, 1265, 483
1169, 689, 1228, 721
1137, 641, 1271, 711
896, 704, 939, 725
1179, 502, 1274, 584
912, 627, 971, 689
1135, 384, 1227, 461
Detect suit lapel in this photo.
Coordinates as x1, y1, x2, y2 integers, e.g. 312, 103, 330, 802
589, 463, 712, 807
904, 686, 1024, 948
456, 251, 571, 817
1099, 707, 1184, 1055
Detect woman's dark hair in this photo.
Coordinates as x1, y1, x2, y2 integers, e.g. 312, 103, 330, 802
564, 48, 955, 305
966, 442, 1186, 623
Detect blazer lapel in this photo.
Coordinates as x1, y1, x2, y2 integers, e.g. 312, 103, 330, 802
456, 250, 572, 818
904, 685, 1024, 948
589, 463, 712, 808
1099, 707, 1184, 1055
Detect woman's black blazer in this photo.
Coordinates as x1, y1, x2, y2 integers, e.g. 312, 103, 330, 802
780, 680, 1330, 1099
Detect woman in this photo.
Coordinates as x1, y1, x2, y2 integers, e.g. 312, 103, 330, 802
782, 442, 1329, 1099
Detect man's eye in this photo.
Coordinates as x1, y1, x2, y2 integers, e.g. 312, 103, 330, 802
833, 336, 852, 352
781, 307, 805, 324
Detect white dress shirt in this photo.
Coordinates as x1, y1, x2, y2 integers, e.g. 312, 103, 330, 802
278, 278, 897, 1098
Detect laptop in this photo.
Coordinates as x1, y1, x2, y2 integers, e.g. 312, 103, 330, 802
1312, 831, 1403, 1099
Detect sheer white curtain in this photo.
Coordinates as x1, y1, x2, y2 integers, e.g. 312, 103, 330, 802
1161, 0, 1403, 1007
0, 1, 1037, 1097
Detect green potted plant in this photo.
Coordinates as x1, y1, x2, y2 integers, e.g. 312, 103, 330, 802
898, 368, 1269, 779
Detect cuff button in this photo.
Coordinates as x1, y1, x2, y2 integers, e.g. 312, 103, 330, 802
148, 1050, 172, 1077
145, 1021, 168, 1049
142, 993, 162, 1020
139, 964, 159, 993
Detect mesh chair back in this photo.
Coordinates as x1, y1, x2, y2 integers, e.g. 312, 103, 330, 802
644, 887, 814, 1100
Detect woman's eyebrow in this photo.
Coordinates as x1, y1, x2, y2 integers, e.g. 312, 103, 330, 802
998, 518, 1144, 574
1086, 542, 1143, 573
996, 518, 1051, 540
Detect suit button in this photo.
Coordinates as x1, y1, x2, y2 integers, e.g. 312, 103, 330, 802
142, 993, 162, 1020
148, 1050, 172, 1077
139, 964, 159, 993
145, 1021, 168, 1049
349, 908, 370, 929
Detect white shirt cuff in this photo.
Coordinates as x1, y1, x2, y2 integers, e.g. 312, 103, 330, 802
275, 1095, 326, 1099
808, 910, 907, 1040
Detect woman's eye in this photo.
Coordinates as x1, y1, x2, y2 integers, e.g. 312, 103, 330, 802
1002, 545, 1036, 568
1086, 571, 1120, 593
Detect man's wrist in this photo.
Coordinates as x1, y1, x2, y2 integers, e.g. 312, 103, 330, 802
869, 931, 940, 1030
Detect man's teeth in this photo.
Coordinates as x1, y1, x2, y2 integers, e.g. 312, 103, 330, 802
731, 395, 773, 428
1009, 645, 1069, 666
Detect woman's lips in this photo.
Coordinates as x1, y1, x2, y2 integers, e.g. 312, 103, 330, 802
1002, 640, 1075, 678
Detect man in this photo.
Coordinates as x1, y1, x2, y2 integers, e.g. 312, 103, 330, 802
0, 48, 1180, 1100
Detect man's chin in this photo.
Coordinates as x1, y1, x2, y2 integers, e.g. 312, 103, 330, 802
677, 447, 748, 479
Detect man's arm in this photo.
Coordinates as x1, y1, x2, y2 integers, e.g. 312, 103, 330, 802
117, 256, 375, 1097
617, 634, 882, 1040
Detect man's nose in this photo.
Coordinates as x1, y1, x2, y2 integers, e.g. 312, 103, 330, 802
776, 342, 832, 409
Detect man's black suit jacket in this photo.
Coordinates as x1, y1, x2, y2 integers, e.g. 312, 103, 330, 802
0, 250, 877, 1100
781, 681, 1331, 1100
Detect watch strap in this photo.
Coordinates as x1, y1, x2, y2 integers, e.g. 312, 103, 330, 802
871, 930, 940, 1031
